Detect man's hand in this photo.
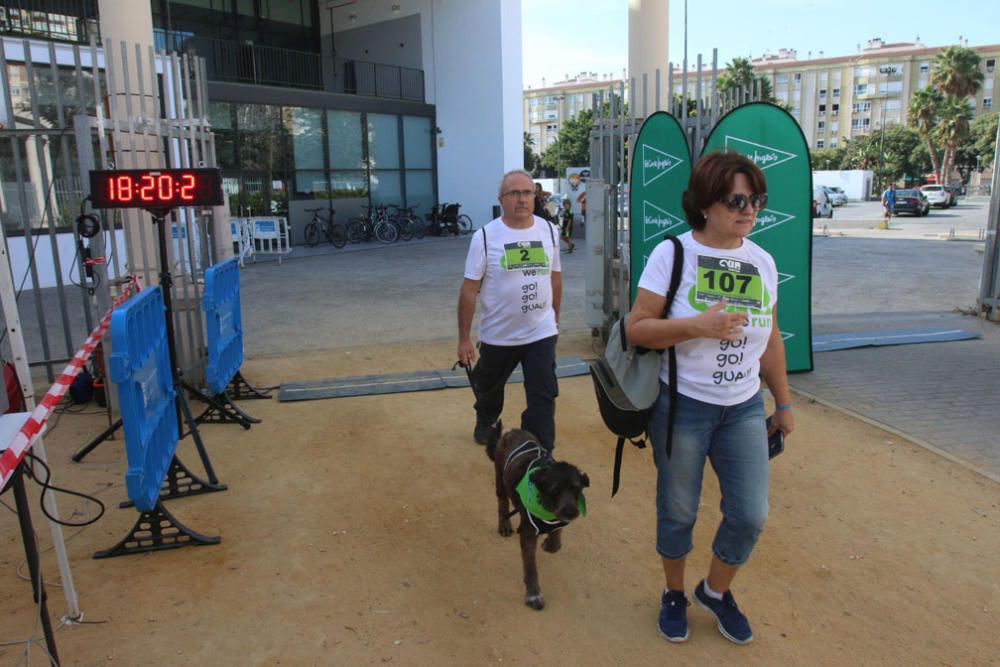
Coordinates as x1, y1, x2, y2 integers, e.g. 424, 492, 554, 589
458, 339, 476, 368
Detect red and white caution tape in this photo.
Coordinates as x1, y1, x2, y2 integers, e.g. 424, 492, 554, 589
0, 276, 140, 490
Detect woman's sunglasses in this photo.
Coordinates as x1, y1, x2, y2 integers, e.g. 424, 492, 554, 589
717, 193, 768, 212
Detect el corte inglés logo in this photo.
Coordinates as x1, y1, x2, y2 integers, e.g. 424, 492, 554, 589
641, 144, 682, 186
724, 136, 797, 170
642, 201, 686, 242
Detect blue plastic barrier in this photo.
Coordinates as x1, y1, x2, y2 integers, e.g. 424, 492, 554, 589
203, 258, 244, 396
108, 286, 178, 512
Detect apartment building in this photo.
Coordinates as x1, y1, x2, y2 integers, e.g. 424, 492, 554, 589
671, 39, 999, 150
523, 72, 628, 156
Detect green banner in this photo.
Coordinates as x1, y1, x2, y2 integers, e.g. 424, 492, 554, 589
703, 102, 813, 372
628, 111, 692, 304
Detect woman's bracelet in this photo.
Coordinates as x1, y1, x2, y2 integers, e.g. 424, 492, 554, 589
775, 402, 793, 411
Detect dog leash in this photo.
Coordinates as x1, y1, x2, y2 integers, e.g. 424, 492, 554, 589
453, 359, 480, 403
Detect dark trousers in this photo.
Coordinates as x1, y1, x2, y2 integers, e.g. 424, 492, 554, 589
473, 335, 558, 451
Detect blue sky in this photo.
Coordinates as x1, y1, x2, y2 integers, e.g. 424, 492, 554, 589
522, 0, 1000, 88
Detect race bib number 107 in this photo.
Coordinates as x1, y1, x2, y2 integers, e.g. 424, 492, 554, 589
695, 255, 763, 309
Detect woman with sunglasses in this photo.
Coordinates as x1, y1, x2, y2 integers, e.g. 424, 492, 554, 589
625, 150, 794, 645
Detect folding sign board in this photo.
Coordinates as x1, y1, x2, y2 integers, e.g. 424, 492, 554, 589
108, 286, 179, 512
202, 258, 244, 395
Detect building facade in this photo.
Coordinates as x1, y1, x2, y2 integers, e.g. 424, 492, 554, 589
1, 0, 522, 240
523, 72, 628, 160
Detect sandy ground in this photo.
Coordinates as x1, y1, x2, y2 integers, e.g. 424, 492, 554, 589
1, 332, 998, 666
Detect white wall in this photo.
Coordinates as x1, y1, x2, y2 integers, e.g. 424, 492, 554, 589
628, 0, 669, 111
432, 0, 522, 225
814, 170, 874, 201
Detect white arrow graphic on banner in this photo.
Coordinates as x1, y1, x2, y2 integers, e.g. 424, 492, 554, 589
777, 271, 795, 285
780, 331, 795, 341
642, 200, 687, 243
642, 144, 683, 186
724, 136, 797, 170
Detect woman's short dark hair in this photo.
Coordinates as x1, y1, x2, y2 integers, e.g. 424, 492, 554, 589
681, 150, 767, 230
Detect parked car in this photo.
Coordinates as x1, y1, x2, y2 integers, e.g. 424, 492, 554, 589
920, 184, 951, 208
812, 186, 833, 218
892, 189, 930, 216
820, 185, 847, 206
944, 183, 962, 205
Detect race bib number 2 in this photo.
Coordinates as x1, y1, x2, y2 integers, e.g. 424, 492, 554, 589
502, 241, 548, 270
695, 255, 763, 309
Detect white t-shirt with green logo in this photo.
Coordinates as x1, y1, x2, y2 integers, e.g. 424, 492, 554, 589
637, 231, 778, 405
464, 216, 561, 346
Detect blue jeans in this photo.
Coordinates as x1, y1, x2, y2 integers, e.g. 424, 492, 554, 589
648, 384, 769, 566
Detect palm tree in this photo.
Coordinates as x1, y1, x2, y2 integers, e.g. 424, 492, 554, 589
907, 87, 943, 182
931, 46, 985, 99
933, 95, 973, 186
718, 57, 756, 93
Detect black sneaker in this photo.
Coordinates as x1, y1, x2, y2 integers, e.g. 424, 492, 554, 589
694, 580, 753, 644
657, 589, 689, 642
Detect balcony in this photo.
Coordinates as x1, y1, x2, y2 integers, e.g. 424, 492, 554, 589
0, 0, 99, 44
155, 29, 322, 90
337, 58, 424, 102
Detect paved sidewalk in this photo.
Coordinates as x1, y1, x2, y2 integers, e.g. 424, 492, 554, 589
789, 311, 1000, 482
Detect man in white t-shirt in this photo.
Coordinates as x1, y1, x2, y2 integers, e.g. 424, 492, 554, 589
457, 169, 562, 450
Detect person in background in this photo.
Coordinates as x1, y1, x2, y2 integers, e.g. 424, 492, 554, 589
559, 198, 575, 254
625, 150, 794, 646
533, 182, 554, 222
457, 169, 563, 452
881, 186, 895, 225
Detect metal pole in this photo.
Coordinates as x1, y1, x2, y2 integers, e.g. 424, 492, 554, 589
977, 120, 1000, 319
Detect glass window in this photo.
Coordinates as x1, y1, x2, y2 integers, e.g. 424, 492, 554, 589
327, 110, 363, 169
328, 171, 368, 198
832, 87, 840, 98
285, 107, 324, 169
987, 59, 996, 73
405, 171, 435, 214
829, 138, 837, 147
776, 73, 789, 85
367, 113, 400, 170
816, 139, 824, 148
370, 171, 402, 205
403, 116, 432, 169
209, 101, 236, 169
985, 98, 993, 110
238, 104, 283, 171
920, 62, 930, 74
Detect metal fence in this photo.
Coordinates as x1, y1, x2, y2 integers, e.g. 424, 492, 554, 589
154, 29, 322, 90
0, 34, 221, 384
339, 58, 425, 102
0, 0, 99, 44
587, 49, 767, 336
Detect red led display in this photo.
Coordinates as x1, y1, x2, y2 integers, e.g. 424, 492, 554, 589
89, 169, 223, 210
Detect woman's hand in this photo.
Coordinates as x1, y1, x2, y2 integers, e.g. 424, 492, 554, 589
768, 408, 794, 437
695, 298, 749, 341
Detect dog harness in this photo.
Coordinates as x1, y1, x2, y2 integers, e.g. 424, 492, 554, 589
503, 439, 587, 535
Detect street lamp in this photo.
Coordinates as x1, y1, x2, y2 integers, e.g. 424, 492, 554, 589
876, 64, 897, 198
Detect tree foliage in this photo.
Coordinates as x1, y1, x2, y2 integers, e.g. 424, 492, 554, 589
540, 109, 593, 172
523, 132, 540, 176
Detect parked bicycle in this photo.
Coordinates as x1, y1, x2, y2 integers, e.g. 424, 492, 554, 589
348, 204, 399, 244
386, 204, 425, 240
424, 203, 472, 236
303, 206, 347, 248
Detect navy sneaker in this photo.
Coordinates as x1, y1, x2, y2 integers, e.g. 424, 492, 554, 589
657, 589, 689, 642
694, 580, 753, 644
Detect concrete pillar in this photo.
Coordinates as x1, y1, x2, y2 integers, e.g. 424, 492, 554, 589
628, 0, 670, 112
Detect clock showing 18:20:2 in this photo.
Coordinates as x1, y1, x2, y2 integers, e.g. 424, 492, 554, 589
89, 168, 224, 209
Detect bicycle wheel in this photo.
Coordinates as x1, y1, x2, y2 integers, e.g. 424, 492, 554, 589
408, 216, 426, 239
304, 221, 321, 247
328, 223, 348, 248
347, 219, 366, 244
457, 214, 473, 235
394, 217, 413, 242
374, 220, 399, 244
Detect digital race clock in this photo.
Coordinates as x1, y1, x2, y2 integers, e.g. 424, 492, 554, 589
89, 169, 224, 209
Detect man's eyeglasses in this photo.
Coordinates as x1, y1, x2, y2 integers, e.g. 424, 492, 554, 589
501, 189, 535, 199
717, 193, 768, 212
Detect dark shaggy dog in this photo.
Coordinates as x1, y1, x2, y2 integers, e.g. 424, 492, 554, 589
486, 425, 589, 610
